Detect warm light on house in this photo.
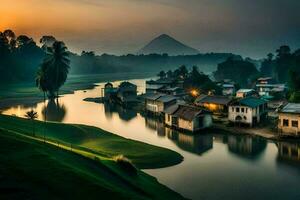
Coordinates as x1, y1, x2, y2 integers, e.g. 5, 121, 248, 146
191, 89, 199, 97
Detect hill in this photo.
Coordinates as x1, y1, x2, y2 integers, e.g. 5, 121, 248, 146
0, 115, 185, 199
137, 34, 199, 56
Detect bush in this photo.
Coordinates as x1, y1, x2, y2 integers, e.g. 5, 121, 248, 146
114, 155, 137, 176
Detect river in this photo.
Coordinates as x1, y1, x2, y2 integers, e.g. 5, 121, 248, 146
2, 78, 300, 200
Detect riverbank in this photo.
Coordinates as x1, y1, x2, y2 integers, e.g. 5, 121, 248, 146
0, 114, 183, 169
0, 119, 185, 199
0, 72, 154, 110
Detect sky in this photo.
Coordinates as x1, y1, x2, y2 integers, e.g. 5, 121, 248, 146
1, 0, 300, 58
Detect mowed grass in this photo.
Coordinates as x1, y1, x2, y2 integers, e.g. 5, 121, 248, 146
0, 114, 183, 169
0, 129, 185, 200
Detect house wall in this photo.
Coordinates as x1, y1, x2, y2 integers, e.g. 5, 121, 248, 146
178, 118, 194, 131
228, 106, 253, 125
193, 114, 212, 130
278, 113, 300, 136
201, 103, 225, 113
145, 100, 164, 113
165, 113, 172, 126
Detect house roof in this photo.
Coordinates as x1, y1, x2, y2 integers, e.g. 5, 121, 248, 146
157, 95, 177, 103
279, 103, 300, 114
257, 77, 273, 81
195, 95, 233, 105
165, 104, 211, 121
119, 81, 136, 88
231, 97, 267, 108
144, 93, 163, 100
236, 89, 254, 93
223, 84, 235, 88
144, 93, 177, 103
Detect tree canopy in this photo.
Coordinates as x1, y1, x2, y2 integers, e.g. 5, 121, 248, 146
214, 57, 259, 87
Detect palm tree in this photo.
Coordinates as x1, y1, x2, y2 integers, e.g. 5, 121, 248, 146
44, 41, 70, 99
36, 68, 48, 140
25, 110, 38, 136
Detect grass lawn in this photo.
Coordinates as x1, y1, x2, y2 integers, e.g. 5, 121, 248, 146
0, 114, 183, 169
0, 128, 185, 200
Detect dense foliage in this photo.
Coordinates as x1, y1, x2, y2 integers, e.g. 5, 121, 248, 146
0, 30, 44, 82
213, 57, 259, 87
36, 41, 70, 98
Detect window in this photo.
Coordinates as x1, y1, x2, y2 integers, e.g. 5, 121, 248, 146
283, 119, 289, 127
291, 148, 298, 157
246, 108, 248, 113
232, 107, 234, 112
241, 108, 244, 113
236, 107, 240, 112
168, 115, 171, 121
292, 120, 299, 128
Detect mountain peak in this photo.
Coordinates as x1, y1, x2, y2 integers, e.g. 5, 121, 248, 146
137, 34, 199, 56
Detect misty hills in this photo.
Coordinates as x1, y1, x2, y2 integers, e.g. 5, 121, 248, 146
137, 34, 199, 56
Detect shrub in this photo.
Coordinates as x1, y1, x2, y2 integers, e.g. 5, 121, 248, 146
114, 155, 137, 176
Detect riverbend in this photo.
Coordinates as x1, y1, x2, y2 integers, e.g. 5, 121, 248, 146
2, 78, 300, 200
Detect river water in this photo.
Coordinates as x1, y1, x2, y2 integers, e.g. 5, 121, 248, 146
2, 78, 300, 200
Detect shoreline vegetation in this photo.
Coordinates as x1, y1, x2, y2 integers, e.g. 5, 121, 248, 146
0, 114, 185, 199
0, 72, 154, 110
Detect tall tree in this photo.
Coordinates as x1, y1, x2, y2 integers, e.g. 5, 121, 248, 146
260, 53, 274, 77
40, 41, 70, 99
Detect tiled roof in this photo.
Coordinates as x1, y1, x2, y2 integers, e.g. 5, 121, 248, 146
165, 104, 211, 121
195, 95, 232, 105
231, 97, 267, 108
279, 103, 300, 114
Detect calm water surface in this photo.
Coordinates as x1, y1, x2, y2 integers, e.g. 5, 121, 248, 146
2, 78, 300, 200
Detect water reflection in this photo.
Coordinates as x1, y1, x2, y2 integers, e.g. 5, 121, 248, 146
42, 100, 66, 122
276, 141, 300, 170
145, 116, 213, 155
104, 102, 137, 121
227, 135, 267, 159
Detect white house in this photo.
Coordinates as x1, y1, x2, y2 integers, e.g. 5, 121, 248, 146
164, 104, 212, 132
228, 97, 267, 127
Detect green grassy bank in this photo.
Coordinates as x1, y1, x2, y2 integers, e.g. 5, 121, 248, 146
0, 114, 183, 169
0, 127, 185, 199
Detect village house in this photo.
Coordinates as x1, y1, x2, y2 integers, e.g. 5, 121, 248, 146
146, 78, 184, 94
236, 89, 257, 98
228, 97, 268, 127
144, 93, 177, 114
117, 81, 137, 104
159, 87, 185, 96
103, 82, 117, 100
278, 103, 300, 137
164, 104, 212, 132
222, 83, 236, 96
195, 95, 233, 115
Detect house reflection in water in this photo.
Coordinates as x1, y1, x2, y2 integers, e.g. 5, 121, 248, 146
103, 102, 137, 121
145, 116, 166, 137
145, 116, 213, 155
167, 130, 213, 155
277, 142, 300, 163
227, 135, 267, 159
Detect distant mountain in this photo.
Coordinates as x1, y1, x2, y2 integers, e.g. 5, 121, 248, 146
137, 34, 199, 56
